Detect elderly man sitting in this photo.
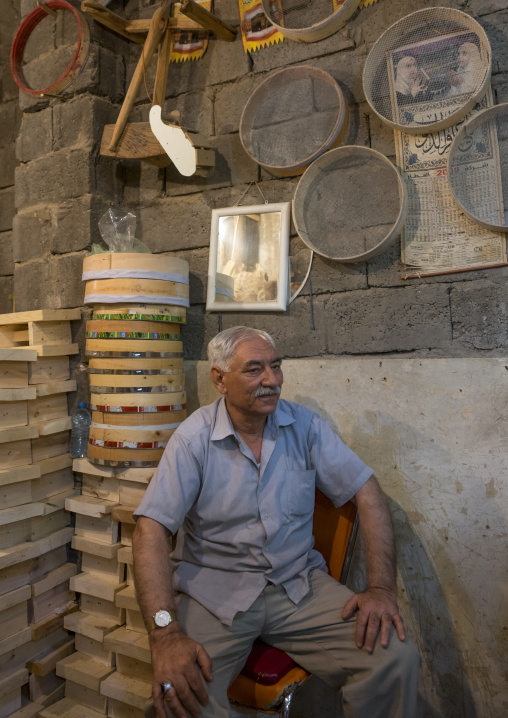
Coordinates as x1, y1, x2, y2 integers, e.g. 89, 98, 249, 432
132, 326, 420, 718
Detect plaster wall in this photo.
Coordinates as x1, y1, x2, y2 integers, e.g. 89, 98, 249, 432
186, 356, 508, 718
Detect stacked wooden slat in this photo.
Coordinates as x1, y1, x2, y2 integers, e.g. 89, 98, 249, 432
0, 310, 81, 718
82, 253, 189, 468
44, 460, 154, 717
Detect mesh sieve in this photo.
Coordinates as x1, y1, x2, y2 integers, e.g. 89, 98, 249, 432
363, 7, 491, 135
448, 104, 508, 232
240, 66, 348, 176
261, 0, 361, 42
292, 146, 407, 263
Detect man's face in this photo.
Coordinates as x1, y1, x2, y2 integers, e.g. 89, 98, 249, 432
219, 337, 283, 419
457, 46, 470, 68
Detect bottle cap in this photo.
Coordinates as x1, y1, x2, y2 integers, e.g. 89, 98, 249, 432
78, 402, 87, 408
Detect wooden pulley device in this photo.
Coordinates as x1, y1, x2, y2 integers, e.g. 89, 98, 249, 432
82, 0, 236, 172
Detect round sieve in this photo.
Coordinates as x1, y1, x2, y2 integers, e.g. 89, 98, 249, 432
292, 146, 407, 263
261, 0, 361, 43
447, 103, 508, 231
240, 65, 348, 177
363, 7, 491, 135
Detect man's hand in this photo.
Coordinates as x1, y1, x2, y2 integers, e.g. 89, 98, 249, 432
150, 625, 213, 718
341, 586, 405, 654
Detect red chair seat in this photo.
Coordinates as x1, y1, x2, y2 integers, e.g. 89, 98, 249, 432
241, 640, 298, 686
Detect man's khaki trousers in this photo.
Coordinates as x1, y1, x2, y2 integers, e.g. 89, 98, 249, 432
175, 569, 420, 718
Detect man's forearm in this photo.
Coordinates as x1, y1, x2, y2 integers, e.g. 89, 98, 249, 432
132, 516, 178, 629
355, 475, 397, 595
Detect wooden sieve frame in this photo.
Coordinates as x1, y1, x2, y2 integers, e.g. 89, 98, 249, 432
447, 103, 508, 232
260, 0, 361, 43
240, 66, 349, 177
292, 146, 408, 263
363, 7, 492, 135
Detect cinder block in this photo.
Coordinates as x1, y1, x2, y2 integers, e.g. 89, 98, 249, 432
15, 148, 93, 209
0, 187, 15, 232
13, 194, 110, 263
307, 50, 370, 107
16, 107, 53, 162
169, 248, 209, 304
182, 305, 220, 360
450, 277, 508, 350
14, 252, 88, 311
122, 161, 165, 207
221, 297, 327, 357
323, 284, 451, 354
479, 10, 508, 75
298, 252, 367, 297
214, 74, 261, 136
52, 95, 118, 151
0, 231, 14, 277
165, 133, 259, 197
251, 30, 355, 74
0, 145, 17, 189
21, 14, 56, 63
167, 36, 251, 97
0, 101, 21, 150
0, 276, 13, 314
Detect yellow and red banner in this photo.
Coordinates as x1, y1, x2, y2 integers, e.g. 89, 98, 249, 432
170, 1, 213, 63
238, 0, 284, 53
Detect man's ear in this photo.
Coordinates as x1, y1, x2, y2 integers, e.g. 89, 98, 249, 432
211, 366, 227, 395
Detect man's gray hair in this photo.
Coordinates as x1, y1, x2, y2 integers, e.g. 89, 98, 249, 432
208, 326, 276, 371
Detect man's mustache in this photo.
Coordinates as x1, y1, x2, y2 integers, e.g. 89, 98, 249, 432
254, 386, 282, 397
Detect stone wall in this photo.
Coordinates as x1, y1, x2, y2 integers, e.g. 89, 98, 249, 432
0, 0, 20, 314
1, 0, 507, 362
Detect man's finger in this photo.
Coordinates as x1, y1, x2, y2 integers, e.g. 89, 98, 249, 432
186, 664, 210, 707
169, 679, 202, 718
364, 613, 381, 653
163, 684, 192, 718
393, 613, 406, 642
197, 644, 214, 683
380, 612, 393, 648
152, 685, 168, 718
341, 594, 359, 620
354, 610, 368, 648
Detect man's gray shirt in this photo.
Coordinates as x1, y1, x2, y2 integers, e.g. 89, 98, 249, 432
134, 397, 373, 625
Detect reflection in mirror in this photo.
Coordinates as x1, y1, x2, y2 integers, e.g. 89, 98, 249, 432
207, 203, 290, 312
216, 213, 281, 303
289, 236, 313, 304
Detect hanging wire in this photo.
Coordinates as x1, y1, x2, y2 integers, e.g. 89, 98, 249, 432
233, 181, 269, 207
308, 275, 316, 331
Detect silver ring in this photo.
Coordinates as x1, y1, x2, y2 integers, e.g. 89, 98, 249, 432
161, 682, 174, 693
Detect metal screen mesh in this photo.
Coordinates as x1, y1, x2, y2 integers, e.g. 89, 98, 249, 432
363, 8, 491, 134
293, 147, 405, 262
240, 66, 346, 174
448, 104, 508, 231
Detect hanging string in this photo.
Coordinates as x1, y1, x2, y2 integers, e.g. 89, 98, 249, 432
308, 275, 316, 331
233, 181, 269, 207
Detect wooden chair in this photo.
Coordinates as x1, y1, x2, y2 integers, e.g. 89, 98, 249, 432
227, 490, 358, 717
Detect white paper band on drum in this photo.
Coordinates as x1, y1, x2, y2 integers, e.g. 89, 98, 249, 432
84, 295, 190, 307
91, 422, 182, 431
215, 287, 235, 299
82, 270, 189, 284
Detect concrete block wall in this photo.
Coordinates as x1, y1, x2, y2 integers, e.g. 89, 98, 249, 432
1, 0, 507, 364
0, 0, 21, 314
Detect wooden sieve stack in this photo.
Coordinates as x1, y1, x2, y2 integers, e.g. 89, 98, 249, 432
82, 253, 190, 467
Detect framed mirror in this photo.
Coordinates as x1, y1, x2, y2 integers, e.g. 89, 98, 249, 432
206, 203, 291, 312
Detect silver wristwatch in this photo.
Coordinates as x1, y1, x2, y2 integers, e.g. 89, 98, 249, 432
146, 609, 178, 633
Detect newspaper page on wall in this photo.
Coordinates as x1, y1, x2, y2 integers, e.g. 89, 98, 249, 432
388, 30, 507, 277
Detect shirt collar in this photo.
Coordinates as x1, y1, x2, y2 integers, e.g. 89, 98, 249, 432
210, 397, 295, 442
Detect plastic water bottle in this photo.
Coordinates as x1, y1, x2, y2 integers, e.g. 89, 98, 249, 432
70, 403, 92, 458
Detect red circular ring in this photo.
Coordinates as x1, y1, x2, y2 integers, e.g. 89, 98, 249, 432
10, 1, 85, 96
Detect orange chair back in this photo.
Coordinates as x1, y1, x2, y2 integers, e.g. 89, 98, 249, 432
312, 489, 357, 582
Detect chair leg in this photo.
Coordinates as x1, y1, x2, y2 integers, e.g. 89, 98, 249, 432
279, 681, 301, 718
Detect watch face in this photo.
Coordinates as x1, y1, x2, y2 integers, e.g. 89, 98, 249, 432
154, 610, 171, 627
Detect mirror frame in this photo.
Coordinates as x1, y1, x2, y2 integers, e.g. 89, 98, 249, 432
206, 202, 291, 312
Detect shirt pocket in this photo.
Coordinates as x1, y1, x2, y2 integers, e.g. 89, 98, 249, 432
285, 469, 316, 518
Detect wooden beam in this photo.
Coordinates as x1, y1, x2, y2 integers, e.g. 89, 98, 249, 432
180, 0, 237, 40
